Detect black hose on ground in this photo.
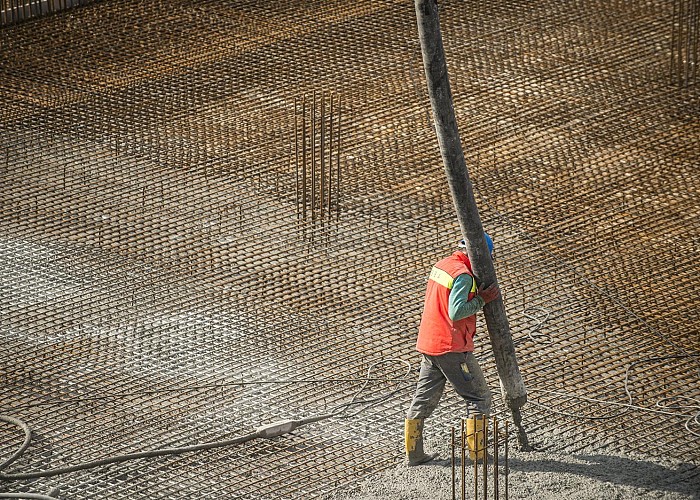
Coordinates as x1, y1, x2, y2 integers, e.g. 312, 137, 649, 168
0, 359, 413, 483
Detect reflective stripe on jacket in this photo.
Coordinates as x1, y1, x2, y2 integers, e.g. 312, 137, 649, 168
416, 252, 478, 355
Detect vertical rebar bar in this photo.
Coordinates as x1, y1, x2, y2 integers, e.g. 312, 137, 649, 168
678, 0, 685, 85
328, 93, 333, 220
295, 97, 299, 220
670, 0, 677, 84
505, 421, 509, 500
452, 426, 456, 500
302, 96, 307, 222
311, 92, 316, 223
336, 95, 341, 221
482, 414, 488, 500
320, 94, 325, 219
688, 0, 694, 83
692, 0, 699, 82
494, 417, 499, 500
461, 418, 466, 500
473, 420, 478, 500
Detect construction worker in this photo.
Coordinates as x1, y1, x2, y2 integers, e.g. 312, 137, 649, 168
405, 233, 500, 466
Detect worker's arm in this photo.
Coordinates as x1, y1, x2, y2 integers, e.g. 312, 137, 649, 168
448, 274, 501, 321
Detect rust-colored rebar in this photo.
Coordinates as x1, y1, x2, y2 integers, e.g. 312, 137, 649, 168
681, 0, 687, 81
1, 0, 98, 25
311, 92, 316, 223
671, 0, 700, 87
482, 415, 488, 500
301, 96, 307, 222
294, 97, 300, 221
335, 95, 341, 221
461, 418, 466, 500
692, 0, 699, 82
328, 93, 333, 220
451, 426, 456, 500
505, 421, 510, 500
293, 92, 340, 229
320, 94, 325, 219
473, 420, 478, 500
1, 1, 699, 499
494, 417, 499, 500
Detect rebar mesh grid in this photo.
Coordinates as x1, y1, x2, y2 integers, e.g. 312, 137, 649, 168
1, 0, 699, 498
1, 0, 101, 26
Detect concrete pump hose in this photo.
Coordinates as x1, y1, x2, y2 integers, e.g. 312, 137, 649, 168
0, 413, 259, 481
0, 495, 61, 500
0, 358, 412, 482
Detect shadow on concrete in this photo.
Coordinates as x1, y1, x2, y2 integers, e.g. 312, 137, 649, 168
506, 453, 700, 498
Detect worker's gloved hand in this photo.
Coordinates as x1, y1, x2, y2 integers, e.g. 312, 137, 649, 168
478, 282, 501, 304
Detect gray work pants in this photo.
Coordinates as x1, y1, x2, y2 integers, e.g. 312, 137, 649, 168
406, 352, 492, 419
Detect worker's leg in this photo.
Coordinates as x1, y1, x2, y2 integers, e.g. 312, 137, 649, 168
433, 351, 492, 461
406, 354, 447, 419
432, 351, 492, 416
404, 355, 445, 465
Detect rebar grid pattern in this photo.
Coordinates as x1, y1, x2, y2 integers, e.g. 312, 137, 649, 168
1, 0, 699, 498
0, 0, 97, 26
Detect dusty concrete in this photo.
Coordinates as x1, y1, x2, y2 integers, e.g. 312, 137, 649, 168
327, 429, 700, 500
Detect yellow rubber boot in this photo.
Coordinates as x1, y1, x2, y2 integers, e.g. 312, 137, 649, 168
466, 415, 486, 463
405, 418, 437, 466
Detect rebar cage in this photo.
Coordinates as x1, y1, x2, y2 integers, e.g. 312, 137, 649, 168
1, 0, 699, 498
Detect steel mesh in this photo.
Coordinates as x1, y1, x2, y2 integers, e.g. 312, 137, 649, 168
1, 0, 699, 498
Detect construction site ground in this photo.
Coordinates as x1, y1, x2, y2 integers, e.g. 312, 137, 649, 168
1, 0, 699, 498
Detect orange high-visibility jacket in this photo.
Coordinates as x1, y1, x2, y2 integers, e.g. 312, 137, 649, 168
416, 252, 478, 355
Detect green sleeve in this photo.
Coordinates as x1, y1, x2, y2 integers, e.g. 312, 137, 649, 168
448, 273, 485, 321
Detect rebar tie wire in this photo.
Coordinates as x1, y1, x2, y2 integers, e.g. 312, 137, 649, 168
0, 359, 413, 482
528, 354, 700, 434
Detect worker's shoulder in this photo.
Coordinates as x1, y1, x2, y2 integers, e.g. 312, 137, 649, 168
435, 253, 472, 276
